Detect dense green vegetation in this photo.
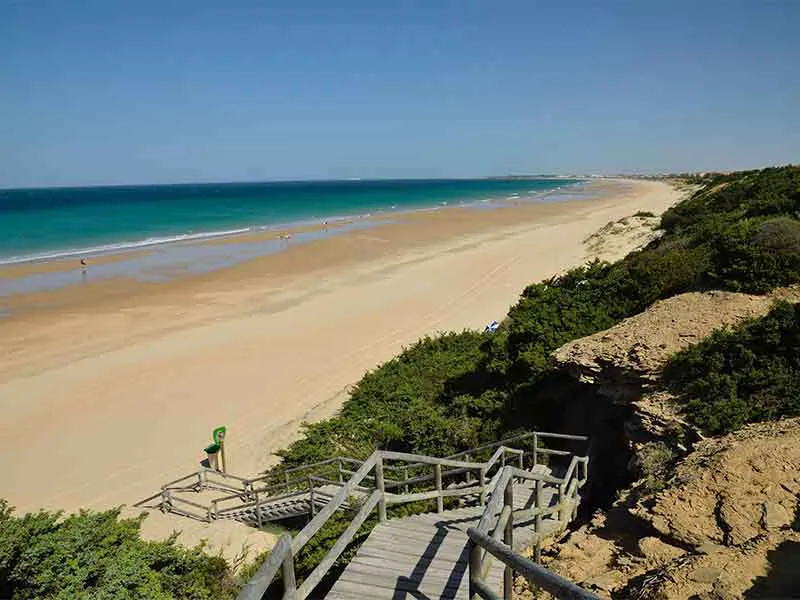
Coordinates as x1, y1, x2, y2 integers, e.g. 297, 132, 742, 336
277, 165, 800, 472
665, 301, 800, 435
0, 501, 239, 600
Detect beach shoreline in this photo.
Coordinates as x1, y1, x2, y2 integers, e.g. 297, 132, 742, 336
0, 178, 682, 552
0, 178, 589, 300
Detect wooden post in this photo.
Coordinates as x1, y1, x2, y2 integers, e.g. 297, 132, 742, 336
532, 433, 538, 468
282, 552, 297, 600
465, 454, 473, 483
535, 479, 543, 562
284, 471, 290, 492
375, 457, 387, 523
308, 476, 316, 517
468, 538, 482, 600
403, 466, 409, 494
479, 468, 487, 506
503, 479, 514, 600
558, 482, 566, 523
337, 459, 344, 483
255, 491, 263, 528
518, 452, 524, 471
219, 439, 227, 473
435, 463, 443, 513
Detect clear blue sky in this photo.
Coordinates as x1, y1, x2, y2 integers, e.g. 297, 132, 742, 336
1, 0, 798, 187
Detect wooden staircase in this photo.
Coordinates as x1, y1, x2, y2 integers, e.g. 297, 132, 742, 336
327, 477, 568, 599
216, 485, 351, 525
229, 431, 598, 600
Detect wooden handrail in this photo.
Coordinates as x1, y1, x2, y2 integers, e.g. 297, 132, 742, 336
160, 471, 202, 490
292, 454, 378, 552
476, 469, 512, 534
297, 491, 381, 597
468, 441, 591, 600
365, 429, 589, 473
468, 529, 600, 600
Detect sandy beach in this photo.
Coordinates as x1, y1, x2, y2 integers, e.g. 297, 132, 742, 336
0, 179, 681, 550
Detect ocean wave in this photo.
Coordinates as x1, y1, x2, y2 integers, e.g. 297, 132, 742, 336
0, 227, 254, 265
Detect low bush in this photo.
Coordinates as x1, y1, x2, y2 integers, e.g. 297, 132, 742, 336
0, 501, 238, 600
634, 442, 675, 493
665, 302, 800, 435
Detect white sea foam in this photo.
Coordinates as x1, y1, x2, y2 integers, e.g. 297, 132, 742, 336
0, 227, 253, 265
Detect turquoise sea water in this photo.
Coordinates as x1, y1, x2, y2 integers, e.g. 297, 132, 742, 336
0, 178, 582, 264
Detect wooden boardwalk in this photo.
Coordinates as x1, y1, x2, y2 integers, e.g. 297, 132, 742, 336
327, 479, 564, 599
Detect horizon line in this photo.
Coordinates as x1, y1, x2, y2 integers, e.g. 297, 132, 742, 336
0, 174, 596, 193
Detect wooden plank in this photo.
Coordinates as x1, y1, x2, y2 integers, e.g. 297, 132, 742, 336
356, 538, 470, 562
371, 517, 476, 536
340, 562, 470, 587
331, 573, 469, 598
350, 551, 470, 572
345, 556, 503, 587
361, 533, 470, 557
356, 537, 469, 560
358, 529, 467, 549
371, 517, 478, 535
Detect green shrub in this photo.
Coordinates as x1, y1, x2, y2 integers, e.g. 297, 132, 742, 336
634, 442, 675, 493
706, 217, 800, 293
665, 302, 800, 435
275, 331, 496, 468
0, 501, 238, 600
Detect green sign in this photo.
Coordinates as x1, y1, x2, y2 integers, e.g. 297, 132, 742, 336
213, 426, 226, 445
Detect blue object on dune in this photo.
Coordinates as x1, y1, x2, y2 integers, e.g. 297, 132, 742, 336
485, 320, 499, 333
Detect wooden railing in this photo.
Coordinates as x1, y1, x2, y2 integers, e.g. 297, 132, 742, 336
235, 430, 590, 600
142, 430, 585, 525
467, 529, 600, 600
467, 453, 593, 599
